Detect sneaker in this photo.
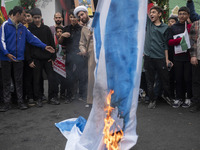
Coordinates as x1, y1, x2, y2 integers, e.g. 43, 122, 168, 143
182, 99, 191, 108
28, 98, 35, 107
172, 99, 183, 108
85, 104, 92, 108
36, 99, 43, 107
18, 103, 28, 110
60, 94, 65, 100
148, 101, 156, 109
42, 95, 47, 102
78, 97, 86, 102
0, 103, 11, 112
48, 97, 60, 105
64, 98, 72, 104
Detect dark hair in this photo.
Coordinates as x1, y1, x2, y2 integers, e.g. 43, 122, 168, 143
12, 6, 24, 16
168, 15, 178, 22
25, 9, 31, 14
8, 9, 13, 16
56, 26, 63, 31
178, 6, 190, 14
31, 8, 42, 16
150, 6, 163, 14
69, 9, 75, 16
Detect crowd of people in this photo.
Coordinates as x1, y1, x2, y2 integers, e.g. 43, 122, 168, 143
140, 0, 200, 113
0, 5, 94, 112
0, 0, 200, 113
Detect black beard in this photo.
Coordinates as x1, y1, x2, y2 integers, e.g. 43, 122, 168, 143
82, 17, 89, 24
56, 21, 61, 25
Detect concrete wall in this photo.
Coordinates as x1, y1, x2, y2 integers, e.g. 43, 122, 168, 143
36, 0, 55, 26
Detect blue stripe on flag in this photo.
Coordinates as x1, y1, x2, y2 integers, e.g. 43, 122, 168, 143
92, 12, 102, 73
55, 116, 86, 132
104, 0, 139, 127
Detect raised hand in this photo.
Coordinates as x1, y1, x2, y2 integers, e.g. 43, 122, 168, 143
6, 54, 16, 62
45, 46, 55, 53
61, 32, 71, 38
77, 51, 88, 56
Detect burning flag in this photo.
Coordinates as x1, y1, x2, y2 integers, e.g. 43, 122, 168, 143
55, 0, 147, 149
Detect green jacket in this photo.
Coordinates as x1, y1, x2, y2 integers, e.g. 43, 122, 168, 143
144, 16, 169, 59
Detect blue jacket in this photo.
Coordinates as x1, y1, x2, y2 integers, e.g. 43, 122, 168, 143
187, 1, 200, 22
0, 18, 47, 61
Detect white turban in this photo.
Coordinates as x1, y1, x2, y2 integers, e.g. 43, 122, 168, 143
74, 5, 88, 18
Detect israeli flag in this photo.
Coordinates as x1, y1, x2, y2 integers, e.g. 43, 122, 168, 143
55, 0, 147, 149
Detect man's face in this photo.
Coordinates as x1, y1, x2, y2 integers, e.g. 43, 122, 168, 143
54, 13, 63, 25
69, 14, 78, 26
178, 11, 189, 24
33, 15, 42, 26
77, 11, 89, 24
26, 13, 33, 23
18, 10, 26, 23
149, 9, 161, 23
168, 19, 176, 27
56, 28, 62, 38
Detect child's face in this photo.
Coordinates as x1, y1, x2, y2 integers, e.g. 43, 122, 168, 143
168, 19, 176, 27
149, 9, 161, 23
56, 29, 62, 38
178, 11, 189, 24
69, 14, 78, 26
33, 15, 42, 26
26, 13, 33, 24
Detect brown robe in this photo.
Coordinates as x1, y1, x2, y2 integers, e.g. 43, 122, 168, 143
79, 26, 96, 104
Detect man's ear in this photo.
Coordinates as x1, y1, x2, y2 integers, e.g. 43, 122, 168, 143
159, 12, 162, 17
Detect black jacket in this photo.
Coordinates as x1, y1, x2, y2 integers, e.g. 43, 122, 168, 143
62, 24, 86, 65
25, 23, 56, 64
168, 22, 190, 61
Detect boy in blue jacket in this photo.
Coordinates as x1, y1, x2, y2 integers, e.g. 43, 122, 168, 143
0, 6, 55, 112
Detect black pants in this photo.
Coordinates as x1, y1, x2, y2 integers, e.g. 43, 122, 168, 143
169, 67, 175, 98
24, 61, 44, 100
33, 60, 56, 100
144, 56, 170, 102
191, 61, 200, 103
174, 61, 192, 99
55, 73, 66, 96
1, 61, 24, 104
66, 59, 88, 98
0, 68, 3, 103
24, 61, 34, 100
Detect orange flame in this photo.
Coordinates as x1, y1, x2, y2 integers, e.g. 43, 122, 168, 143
103, 90, 123, 150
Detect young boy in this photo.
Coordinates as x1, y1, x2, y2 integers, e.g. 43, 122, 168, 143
26, 8, 59, 107
144, 6, 173, 109
168, 7, 192, 108
0, 6, 55, 112
54, 26, 66, 100
168, 15, 178, 27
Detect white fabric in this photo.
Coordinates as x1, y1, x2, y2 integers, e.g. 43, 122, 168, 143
74, 5, 88, 18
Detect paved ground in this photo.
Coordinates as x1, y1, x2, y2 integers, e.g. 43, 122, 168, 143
0, 95, 200, 150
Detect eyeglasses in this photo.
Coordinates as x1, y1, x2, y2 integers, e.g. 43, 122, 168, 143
178, 13, 188, 16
